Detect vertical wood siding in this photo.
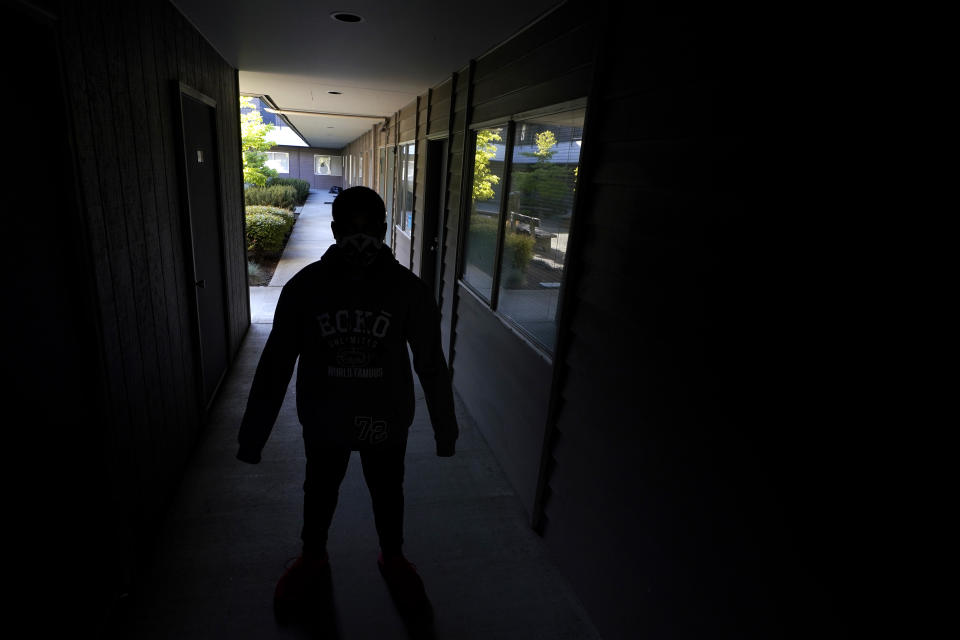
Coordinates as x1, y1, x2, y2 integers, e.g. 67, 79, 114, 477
539, 3, 767, 639
55, 0, 247, 615
411, 95, 427, 274
440, 66, 471, 360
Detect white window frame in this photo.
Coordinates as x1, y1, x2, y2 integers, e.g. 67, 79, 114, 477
265, 151, 289, 173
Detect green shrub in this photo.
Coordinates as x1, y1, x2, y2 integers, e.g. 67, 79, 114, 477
267, 177, 310, 205
245, 211, 289, 257
504, 232, 535, 270
245, 185, 297, 210
245, 205, 294, 232
465, 214, 535, 286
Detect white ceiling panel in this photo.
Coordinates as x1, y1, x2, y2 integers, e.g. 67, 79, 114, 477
172, 0, 565, 148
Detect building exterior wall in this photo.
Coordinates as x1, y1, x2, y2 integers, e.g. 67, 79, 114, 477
335, 1, 780, 638
265, 144, 343, 191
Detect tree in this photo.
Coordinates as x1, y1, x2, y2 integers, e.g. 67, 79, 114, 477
240, 96, 277, 187
511, 129, 572, 216
472, 128, 502, 201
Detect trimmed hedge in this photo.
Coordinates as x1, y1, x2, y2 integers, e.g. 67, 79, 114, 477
245, 211, 289, 258
267, 177, 310, 205
245, 184, 297, 210
245, 205, 294, 231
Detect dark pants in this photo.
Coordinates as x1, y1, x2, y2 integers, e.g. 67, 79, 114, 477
301, 432, 408, 557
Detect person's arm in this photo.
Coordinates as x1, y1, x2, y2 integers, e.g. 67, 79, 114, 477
237, 281, 301, 464
406, 279, 459, 457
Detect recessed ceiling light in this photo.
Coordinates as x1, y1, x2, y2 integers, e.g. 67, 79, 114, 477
330, 12, 363, 23
327, 91, 342, 95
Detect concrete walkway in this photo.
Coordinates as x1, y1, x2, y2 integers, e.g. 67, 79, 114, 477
249, 189, 337, 323
107, 189, 602, 639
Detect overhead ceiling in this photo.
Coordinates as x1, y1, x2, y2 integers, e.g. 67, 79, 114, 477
171, 0, 566, 149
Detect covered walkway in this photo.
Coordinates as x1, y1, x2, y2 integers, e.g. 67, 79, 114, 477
106, 190, 602, 639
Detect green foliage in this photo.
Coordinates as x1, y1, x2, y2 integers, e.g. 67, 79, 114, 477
530, 131, 558, 160
240, 96, 277, 187
244, 185, 298, 210
504, 230, 535, 270
511, 128, 573, 216
466, 215, 534, 285
245, 205, 294, 232
466, 216, 499, 275
472, 128, 502, 202
245, 211, 289, 258
267, 177, 310, 205
247, 259, 266, 279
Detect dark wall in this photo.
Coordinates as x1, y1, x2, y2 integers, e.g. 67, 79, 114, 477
334, 1, 850, 637
14, 0, 248, 629
4, 1, 113, 629
539, 2, 833, 638
439, 66, 471, 361
453, 290, 554, 515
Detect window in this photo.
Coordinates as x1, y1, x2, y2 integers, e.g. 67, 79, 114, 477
385, 146, 396, 236
265, 151, 289, 173
378, 147, 393, 247
378, 148, 386, 193
462, 126, 507, 301
314, 155, 331, 175
461, 104, 585, 354
395, 142, 415, 233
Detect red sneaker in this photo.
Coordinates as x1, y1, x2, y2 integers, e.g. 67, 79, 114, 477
377, 552, 433, 620
274, 552, 331, 624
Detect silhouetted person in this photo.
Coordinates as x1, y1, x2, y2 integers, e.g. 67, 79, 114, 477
236, 186, 458, 624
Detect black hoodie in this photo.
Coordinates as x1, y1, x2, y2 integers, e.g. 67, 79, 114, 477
237, 244, 459, 462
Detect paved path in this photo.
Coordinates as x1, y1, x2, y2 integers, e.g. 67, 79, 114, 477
249, 189, 337, 323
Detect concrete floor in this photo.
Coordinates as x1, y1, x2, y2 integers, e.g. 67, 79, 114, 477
107, 190, 603, 639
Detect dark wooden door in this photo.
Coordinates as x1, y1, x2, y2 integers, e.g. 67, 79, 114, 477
179, 87, 228, 410
421, 138, 448, 302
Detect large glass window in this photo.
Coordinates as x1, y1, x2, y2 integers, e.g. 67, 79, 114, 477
463, 126, 507, 301
265, 151, 289, 173
378, 148, 386, 193
385, 146, 395, 229
497, 109, 583, 352
395, 142, 415, 233
460, 105, 584, 353
377, 147, 391, 247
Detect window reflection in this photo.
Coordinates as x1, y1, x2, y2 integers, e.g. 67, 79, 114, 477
497, 109, 584, 352
463, 127, 506, 301
395, 143, 416, 232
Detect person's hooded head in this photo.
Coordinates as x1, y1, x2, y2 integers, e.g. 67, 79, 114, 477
331, 186, 388, 265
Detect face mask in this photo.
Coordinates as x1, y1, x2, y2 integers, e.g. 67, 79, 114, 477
337, 232, 383, 265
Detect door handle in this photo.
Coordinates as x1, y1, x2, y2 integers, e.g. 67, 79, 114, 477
195, 279, 206, 288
